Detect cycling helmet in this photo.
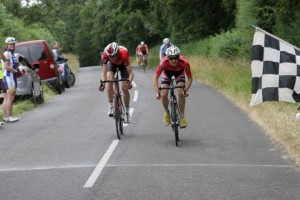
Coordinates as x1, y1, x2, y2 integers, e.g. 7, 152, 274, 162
140, 41, 145, 45
163, 38, 170, 44
166, 46, 180, 57
105, 42, 119, 56
5, 37, 17, 44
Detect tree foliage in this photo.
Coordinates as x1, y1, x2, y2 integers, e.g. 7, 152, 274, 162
1, 0, 300, 65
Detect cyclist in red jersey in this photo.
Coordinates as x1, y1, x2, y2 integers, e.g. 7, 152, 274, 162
99, 42, 134, 123
153, 46, 193, 128
136, 41, 149, 67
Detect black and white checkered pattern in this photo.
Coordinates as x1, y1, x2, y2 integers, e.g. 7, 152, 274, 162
250, 28, 300, 106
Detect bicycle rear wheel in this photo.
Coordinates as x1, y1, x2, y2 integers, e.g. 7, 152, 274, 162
171, 100, 179, 146
114, 96, 122, 139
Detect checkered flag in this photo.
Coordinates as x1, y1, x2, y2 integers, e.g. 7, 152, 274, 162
250, 27, 300, 106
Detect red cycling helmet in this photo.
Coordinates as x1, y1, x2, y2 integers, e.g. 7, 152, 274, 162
105, 42, 119, 57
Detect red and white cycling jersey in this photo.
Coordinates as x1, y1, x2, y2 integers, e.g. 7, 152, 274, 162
102, 46, 130, 66
155, 55, 192, 77
136, 44, 148, 54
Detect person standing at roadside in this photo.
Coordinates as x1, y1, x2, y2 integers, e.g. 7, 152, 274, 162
0, 50, 8, 125
1, 37, 21, 122
52, 41, 64, 61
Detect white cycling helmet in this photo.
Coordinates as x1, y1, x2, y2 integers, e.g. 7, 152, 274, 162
105, 42, 119, 56
163, 38, 170, 44
140, 41, 145, 45
5, 37, 17, 44
166, 46, 180, 57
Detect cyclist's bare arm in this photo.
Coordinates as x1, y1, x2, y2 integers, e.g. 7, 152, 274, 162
179, 75, 193, 97
126, 65, 134, 83
0, 52, 8, 69
159, 52, 163, 61
101, 63, 108, 81
185, 75, 193, 92
153, 74, 160, 98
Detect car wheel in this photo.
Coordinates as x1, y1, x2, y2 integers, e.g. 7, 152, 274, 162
68, 71, 76, 87
36, 82, 44, 104
64, 74, 70, 88
31, 84, 37, 106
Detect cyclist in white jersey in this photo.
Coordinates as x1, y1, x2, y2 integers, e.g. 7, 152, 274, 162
2, 37, 21, 123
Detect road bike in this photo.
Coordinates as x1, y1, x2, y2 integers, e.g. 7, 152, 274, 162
137, 52, 147, 73
159, 76, 185, 146
100, 68, 129, 139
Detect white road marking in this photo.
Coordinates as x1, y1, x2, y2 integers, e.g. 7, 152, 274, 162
124, 108, 134, 127
132, 81, 137, 88
0, 163, 293, 173
105, 163, 294, 168
133, 90, 138, 102
83, 140, 119, 188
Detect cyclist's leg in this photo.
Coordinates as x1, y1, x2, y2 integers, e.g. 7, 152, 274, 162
107, 62, 116, 102
138, 54, 142, 65
160, 74, 171, 126
107, 62, 116, 116
176, 73, 186, 116
160, 74, 171, 112
120, 65, 130, 107
120, 65, 131, 123
143, 54, 148, 68
176, 73, 188, 127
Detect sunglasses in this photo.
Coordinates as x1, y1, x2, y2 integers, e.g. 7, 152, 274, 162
168, 56, 179, 61
109, 54, 118, 58
9, 43, 15, 46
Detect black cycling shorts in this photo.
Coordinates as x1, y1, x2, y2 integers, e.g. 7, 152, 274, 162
107, 62, 129, 78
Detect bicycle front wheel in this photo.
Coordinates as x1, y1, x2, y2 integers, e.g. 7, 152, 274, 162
171, 100, 179, 146
119, 99, 124, 135
114, 96, 122, 139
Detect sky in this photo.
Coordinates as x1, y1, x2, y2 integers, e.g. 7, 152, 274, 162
21, 0, 41, 7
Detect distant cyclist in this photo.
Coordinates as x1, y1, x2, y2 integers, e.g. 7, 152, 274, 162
153, 46, 193, 128
136, 41, 149, 67
98, 42, 134, 123
159, 38, 174, 62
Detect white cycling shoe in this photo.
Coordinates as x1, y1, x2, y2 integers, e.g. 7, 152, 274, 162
4, 116, 21, 123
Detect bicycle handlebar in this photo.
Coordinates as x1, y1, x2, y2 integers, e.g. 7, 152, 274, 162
100, 78, 129, 84
158, 85, 186, 98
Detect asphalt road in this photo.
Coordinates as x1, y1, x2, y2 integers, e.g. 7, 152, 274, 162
0, 66, 300, 200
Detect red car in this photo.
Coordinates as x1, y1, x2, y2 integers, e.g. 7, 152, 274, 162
15, 40, 65, 94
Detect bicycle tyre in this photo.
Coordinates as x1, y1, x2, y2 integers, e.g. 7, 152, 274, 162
119, 98, 124, 135
171, 100, 179, 146
114, 96, 121, 140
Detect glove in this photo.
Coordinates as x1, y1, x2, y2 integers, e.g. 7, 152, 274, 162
98, 81, 105, 91
127, 81, 132, 89
156, 93, 161, 100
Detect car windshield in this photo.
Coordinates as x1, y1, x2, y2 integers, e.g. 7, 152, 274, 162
15, 43, 46, 62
